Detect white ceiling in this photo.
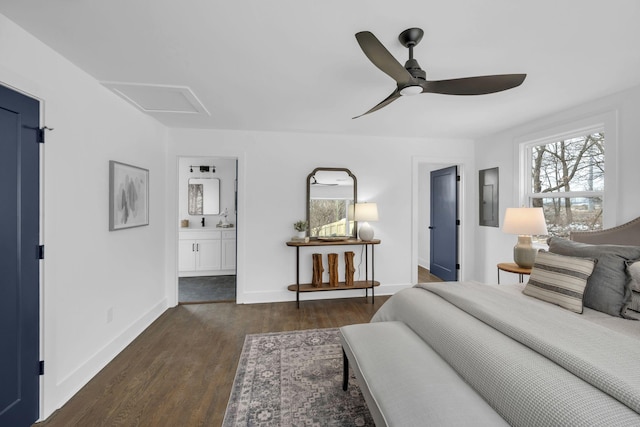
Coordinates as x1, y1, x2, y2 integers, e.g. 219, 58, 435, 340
2, 0, 640, 139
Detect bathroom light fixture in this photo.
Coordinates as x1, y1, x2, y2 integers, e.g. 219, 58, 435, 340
502, 207, 548, 268
189, 165, 216, 173
354, 202, 379, 241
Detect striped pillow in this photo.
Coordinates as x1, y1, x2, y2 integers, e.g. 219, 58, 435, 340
523, 250, 596, 314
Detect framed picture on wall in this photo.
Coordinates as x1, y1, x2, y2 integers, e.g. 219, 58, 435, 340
109, 160, 149, 231
479, 167, 499, 227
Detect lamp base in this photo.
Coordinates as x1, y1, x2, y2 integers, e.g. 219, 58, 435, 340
359, 222, 374, 241
513, 235, 538, 268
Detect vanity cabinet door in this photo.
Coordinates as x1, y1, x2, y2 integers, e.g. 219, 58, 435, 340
222, 237, 236, 270
196, 238, 222, 271
179, 239, 197, 271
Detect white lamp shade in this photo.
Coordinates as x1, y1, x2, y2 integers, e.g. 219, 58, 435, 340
502, 207, 548, 235
354, 203, 379, 222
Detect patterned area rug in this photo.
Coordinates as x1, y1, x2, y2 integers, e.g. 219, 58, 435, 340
223, 328, 374, 426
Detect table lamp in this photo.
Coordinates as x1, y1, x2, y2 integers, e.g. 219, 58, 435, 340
354, 202, 378, 241
502, 207, 548, 268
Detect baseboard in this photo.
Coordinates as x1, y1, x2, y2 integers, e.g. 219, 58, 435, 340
42, 298, 168, 420
179, 269, 235, 277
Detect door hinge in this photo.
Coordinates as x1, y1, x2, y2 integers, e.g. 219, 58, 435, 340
456, 264, 461, 270
39, 360, 45, 375
38, 126, 53, 143
456, 175, 461, 182
456, 220, 460, 226
37, 245, 45, 259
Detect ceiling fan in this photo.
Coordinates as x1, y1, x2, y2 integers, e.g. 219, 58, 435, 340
353, 28, 526, 118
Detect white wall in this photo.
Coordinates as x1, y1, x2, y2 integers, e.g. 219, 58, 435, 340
0, 14, 169, 419
474, 84, 640, 284
165, 129, 476, 305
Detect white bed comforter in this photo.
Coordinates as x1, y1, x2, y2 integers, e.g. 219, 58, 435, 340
371, 282, 640, 426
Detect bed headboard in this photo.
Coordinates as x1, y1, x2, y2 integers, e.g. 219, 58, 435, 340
570, 216, 640, 246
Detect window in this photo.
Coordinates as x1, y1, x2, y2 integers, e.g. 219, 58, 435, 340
522, 130, 605, 239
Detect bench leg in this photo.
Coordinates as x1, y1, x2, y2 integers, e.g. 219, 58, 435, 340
342, 348, 349, 391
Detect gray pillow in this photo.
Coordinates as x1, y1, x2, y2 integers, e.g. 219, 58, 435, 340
622, 260, 640, 320
547, 237, 640, 317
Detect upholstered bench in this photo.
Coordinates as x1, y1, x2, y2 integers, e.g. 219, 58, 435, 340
339, 321, 508, 426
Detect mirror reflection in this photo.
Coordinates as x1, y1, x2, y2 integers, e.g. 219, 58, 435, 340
188, 178, 220, 215
307, 168, 357, 238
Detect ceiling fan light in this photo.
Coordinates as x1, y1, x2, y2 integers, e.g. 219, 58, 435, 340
400, 85, 422, 96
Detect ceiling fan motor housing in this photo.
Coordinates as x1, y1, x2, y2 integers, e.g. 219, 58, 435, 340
404, 58, 426, 80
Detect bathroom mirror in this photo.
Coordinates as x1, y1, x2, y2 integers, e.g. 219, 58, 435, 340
188, 178, 220, 215
306, 168, 357, 238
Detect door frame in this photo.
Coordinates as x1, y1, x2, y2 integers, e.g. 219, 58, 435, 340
411, 156, 468, 284
171, 155, 241, 305
0, 81, 46, 422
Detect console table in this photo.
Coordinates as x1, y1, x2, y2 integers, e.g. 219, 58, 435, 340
286, 239, 380, 308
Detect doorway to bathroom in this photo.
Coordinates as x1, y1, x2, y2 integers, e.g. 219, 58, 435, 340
177, 156, 237, 303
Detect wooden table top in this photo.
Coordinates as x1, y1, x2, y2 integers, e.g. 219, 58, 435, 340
286, 239, 380, 247
497, 262, 532, 274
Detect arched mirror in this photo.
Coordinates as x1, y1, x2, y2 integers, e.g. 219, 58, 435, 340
306, 168, 357, 238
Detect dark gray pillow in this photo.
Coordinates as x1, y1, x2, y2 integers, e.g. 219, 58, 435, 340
547, 237, 640, 317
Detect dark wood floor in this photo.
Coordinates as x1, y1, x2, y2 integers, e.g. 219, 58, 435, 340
36, 295, 390, 427
36, 268, 442, 426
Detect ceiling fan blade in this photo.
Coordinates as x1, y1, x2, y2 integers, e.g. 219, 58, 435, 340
353, 90, 401, 119
355, 31, 414, 85
424, 74, 526, 95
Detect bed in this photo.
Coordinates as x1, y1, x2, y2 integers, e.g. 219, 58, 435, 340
350, 217, 640, 426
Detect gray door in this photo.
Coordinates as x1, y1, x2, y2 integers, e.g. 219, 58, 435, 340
0, 84, 40, 426
429, 166, 458, 281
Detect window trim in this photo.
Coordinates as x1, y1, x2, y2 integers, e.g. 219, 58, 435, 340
516, 111, 618, 229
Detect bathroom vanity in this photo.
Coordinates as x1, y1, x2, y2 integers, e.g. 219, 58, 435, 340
178, 228, 236, 277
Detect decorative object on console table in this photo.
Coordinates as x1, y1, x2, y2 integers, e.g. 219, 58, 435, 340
502, 207, 548, 268
354, 202, 378, 241
328, 253, 339, 287
293, 220, 308, 240
312, 253, 324, 287
345, 251, 355, 286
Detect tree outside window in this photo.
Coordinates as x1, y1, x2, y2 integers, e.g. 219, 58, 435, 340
527, 132, 604, 238
309, 199, 350, 237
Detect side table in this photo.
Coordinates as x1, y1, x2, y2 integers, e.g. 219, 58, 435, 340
497, 262, 532, 284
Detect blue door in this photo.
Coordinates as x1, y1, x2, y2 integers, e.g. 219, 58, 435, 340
0, 85, 40, 426
429, 166, 458, 281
